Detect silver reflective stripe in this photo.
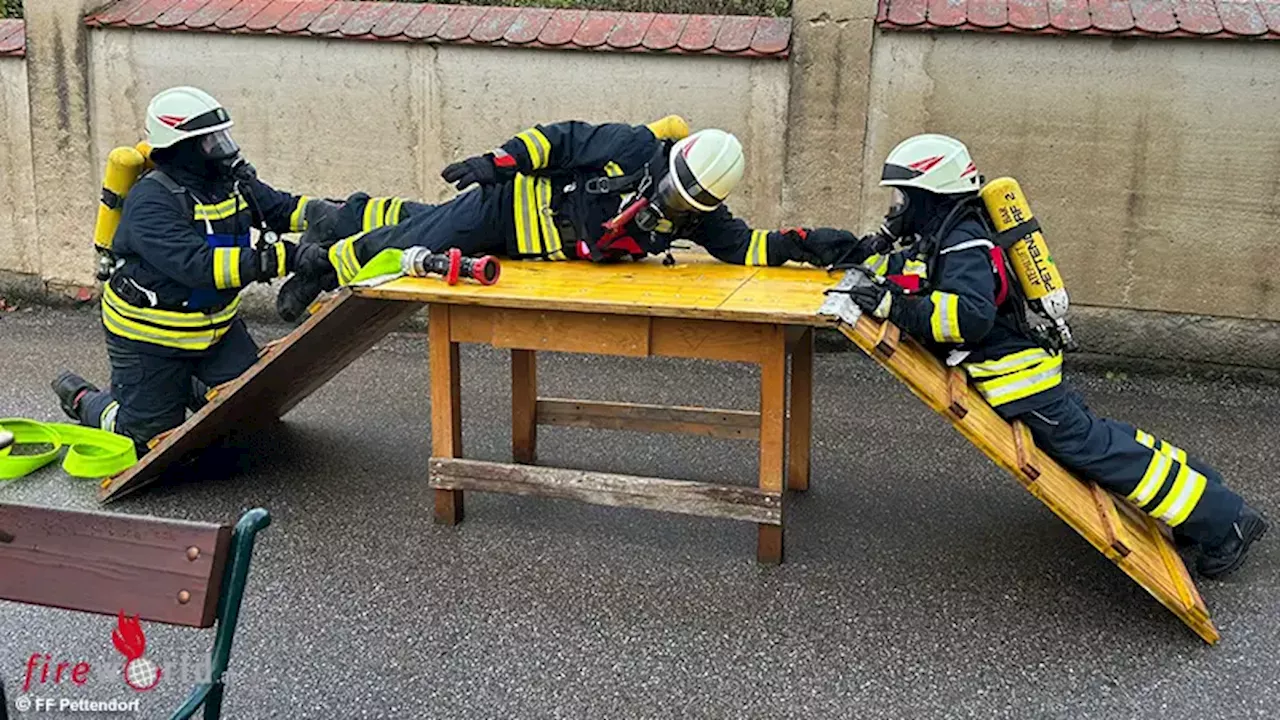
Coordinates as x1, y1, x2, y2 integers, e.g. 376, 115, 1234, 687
940, 239, 994, 255
219, 249, 235, 289
978, 359, 1062, 405
966, 349, 1051, 376
1129, 450, 1171, 506
100, 401, 120, 433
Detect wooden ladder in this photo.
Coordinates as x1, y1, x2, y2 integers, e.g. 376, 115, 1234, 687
837, 317, 1217, 643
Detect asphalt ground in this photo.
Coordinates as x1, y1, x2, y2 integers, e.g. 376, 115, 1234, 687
1, 305, 1277, 719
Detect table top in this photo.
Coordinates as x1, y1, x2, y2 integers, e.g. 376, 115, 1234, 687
353, 253, 843, 326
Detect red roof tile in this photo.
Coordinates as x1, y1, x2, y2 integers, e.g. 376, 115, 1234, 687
678, 14, 724, 51
1007, 0, 1050, 27
641, 13, 686, 50
248, 0, 301, 32
155, 0, 214, 28
503, 7, 553, 44
538, 8, 586, 46
403, 4, 451, 39
1132, 0, 1177, 31
277, 0, 332, 33
372, 2, 423, 37
879, 0, 1280, 36
84, 0, 792, 57
214, 0, 274, 29
0, 19, 25, 57
714, 15, 759, 51
471, 6, 521, 43
573, 10, 620, 47
340, 1, 391, 35
437, 4, 486, 41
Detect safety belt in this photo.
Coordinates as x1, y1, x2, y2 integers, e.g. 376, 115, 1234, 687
0, 419, 137, 480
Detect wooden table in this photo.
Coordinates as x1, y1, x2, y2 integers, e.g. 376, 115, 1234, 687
358, 257, 840, 564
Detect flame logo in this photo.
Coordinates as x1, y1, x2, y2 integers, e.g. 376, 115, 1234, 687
112, 611, 162, 692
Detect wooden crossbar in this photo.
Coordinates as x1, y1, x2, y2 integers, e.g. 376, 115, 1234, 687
536, 398, 761, 440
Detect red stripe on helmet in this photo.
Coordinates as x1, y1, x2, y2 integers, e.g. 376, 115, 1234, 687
961, 162, 977, 177
157, 114, 187, 128
907, 155, 945, 173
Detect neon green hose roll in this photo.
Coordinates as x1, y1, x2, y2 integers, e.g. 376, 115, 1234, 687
0, 419, 137, 480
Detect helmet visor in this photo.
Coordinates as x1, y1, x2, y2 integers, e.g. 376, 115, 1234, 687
887, 188, 909, 219
199, 130, 240, 161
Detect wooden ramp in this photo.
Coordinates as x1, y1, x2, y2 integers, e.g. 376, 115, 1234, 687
98, 291, 419, 502
822, 288, 1217, 643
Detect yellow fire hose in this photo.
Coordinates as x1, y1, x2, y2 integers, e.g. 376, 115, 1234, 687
0, 419, 137, 480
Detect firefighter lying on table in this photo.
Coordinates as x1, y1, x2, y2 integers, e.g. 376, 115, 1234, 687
275, 116, 861, 321
52, 86, 320, 455
837, 133, 1267, 579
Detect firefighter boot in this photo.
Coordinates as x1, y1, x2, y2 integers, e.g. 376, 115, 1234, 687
277, 243, 338, 323
52, 370, 98, 421
1198, 504, 1268, 579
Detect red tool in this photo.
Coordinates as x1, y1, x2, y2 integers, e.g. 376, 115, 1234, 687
404, 247, 501, 286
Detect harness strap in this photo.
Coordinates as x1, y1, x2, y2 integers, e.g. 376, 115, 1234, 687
0, 418, 137, 480
992, 218, 1042, 250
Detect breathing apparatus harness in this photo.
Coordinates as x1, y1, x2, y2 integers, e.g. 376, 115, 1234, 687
576, 142, 684, 266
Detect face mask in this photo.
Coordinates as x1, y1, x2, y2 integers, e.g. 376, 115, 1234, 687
199, 130, 255, 179
881, 188, 911, 243
633, 172, 704, 234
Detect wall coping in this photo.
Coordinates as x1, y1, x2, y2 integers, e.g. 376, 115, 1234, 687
84, 0, 792, 58
0, 19, 25, 57
877, 0, 1280, 40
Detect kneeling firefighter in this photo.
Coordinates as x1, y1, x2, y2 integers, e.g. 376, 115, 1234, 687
276, 116, 862, 321
53, 86, 331, 454
837, 134, 1266, 579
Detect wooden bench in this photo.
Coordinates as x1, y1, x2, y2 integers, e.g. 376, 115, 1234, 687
0, 504, 271, 719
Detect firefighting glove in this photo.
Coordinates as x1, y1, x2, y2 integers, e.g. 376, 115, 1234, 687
299, 198, 344, 248
847, 279, 902, 320
441, 150, 519, 191
782, 227, 863, 267
255, 240, 297, 282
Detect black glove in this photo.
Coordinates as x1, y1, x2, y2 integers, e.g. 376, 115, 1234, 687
782, 227, 862, 267
441, 152, 517, 191
255, 240, 297, 282
846, 278, 902, 320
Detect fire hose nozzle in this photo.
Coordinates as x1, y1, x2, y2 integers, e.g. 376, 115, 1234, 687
402, 247, 501, 286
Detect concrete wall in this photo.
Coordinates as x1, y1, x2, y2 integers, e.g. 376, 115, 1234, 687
86, 31, 789, 245
0, 57, 37, 279
862, 32, 1280, 322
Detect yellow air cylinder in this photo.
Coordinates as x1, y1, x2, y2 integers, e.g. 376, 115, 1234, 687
135, 140, 154, 170
94, 146, 148, 252
980, 176, 1075, 348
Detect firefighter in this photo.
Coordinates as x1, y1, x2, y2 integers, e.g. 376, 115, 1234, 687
52, 86, 323, 454
276, 117, 862, 321
842, 134, 1267, 579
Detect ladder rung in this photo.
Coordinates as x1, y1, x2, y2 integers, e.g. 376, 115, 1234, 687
1011, 421, 1041, 484
946, 368, 969, 419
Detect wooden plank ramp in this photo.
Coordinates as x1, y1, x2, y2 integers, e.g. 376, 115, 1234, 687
834, 312, 1218, 644
99, 290, 419, 503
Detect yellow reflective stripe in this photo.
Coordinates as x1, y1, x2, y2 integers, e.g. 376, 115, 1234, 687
100, 401, 119, 432
102, 283, 239, 328
1127, 448, 1172, 506
388, 198, 405, 226
329, 236, 364, 286
290, 196, 310, 232
518, 128, 551, 170
275, 243, 287, 278
212, 247, 242, 289
363, 198, 387, 232
863, 254, 889, 276
1150, 464, 1207, 527
513, 174, 541, 255
534, 177, 564, 260
929, 291, 962, 343
1136, 430, 1155, 448
1159, 440, 1188, 464
745, 230, 767, 267
604, 161, 623, 177
963, 348, 1052, 379
193, 197, 240, 221
973, 354, 1064, 407
102, 303, 229, 351
904, 259, 928, 277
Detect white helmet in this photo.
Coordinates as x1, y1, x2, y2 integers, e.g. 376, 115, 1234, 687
880, 134, 980, 195
145, 86, 236, 155
663, 128, 745, 213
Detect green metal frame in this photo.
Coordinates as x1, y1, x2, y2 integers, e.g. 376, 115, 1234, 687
169, 508, 271, 720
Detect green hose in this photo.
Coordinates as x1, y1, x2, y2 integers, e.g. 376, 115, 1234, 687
0, 418, 137, 480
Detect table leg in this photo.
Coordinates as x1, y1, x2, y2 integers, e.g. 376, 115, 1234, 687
429, 304, 464, 525
512, 349, 537, 464
788, 328, 813, 492
757, 326, 787, 565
